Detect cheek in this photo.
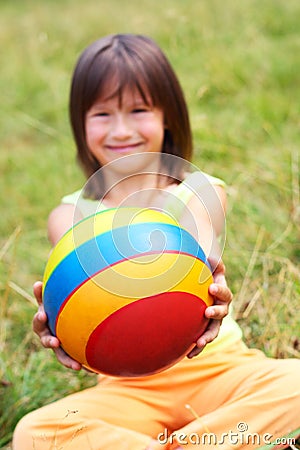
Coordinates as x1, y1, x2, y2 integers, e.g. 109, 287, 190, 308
85, 121, 104, 149
142, 120, 164, 147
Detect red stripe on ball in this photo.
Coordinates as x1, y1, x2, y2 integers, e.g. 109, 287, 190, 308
85, 291, 208, 377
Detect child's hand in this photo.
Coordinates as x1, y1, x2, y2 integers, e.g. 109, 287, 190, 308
32, 281, 82, 370
187, 258, 233, 358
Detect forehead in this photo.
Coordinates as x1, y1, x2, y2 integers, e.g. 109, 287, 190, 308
97, 80, 151, 105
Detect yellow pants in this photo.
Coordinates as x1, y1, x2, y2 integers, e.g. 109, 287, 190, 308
13, 341, 300, 450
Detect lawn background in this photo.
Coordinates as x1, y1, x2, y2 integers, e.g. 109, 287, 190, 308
0, 0, 299, 447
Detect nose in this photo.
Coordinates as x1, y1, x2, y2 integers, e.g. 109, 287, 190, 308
110, 113, 132, 140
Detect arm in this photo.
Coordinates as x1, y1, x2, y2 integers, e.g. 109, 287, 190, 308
180, 184, 233, 358
32, 203, 84, 370
179, 184, 226, 260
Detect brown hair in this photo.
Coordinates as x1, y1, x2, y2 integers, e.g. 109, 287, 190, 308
69, 34, 193, 195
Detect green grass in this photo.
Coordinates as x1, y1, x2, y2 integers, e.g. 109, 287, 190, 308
1, 0, 299, 447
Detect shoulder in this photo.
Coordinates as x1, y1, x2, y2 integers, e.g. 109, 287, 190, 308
61, 189, 103, 217
47, 203, 83, 246
61, 189, 82, 206
182, 171, 226, 191
200, 172, 226, 188
184, 170, 226, 201
179, 170, 227, 213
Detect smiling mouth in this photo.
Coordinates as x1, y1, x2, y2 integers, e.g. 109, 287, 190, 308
106, 143, 142, 153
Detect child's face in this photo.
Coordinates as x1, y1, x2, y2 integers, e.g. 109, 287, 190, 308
85, 87, 164, 168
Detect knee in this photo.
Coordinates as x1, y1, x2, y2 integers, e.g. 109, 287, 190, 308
271, 358, 300, 399
12, 410, 39, 449
277, 358, 300, 381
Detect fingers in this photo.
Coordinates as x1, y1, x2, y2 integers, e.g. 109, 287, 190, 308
32, 281, 82, 371
187, 345, 202, 359
197, 319, 221, 346
53, 347, 82, 371
33, 307, 48, 334
33, 309, 81, 370
187, 282, 232, 359
40, 331, 61, 349
187, 319, 221, 358
33, 281, 43, 305
187, 259, 233, 359
209, 283, 233, 305
33, 309, 58, 346
206, 284, 232, 323
205, 304, 229, 320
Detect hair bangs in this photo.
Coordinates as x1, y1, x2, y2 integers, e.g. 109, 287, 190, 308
86, 50, 155, 109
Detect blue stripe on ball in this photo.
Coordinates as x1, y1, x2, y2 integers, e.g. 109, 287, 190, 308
44, 222, 208, 334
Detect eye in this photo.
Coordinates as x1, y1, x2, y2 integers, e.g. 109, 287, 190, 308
95, 111, 109, 117
87, 109, 110, 119
132, 106, 150, 114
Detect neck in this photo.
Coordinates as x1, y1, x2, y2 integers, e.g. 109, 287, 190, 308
103, 172, 170, 208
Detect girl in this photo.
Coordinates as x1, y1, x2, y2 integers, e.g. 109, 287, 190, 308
13, 34, 299, 450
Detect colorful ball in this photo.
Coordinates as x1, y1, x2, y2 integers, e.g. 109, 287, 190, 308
43, 207, 213, 377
